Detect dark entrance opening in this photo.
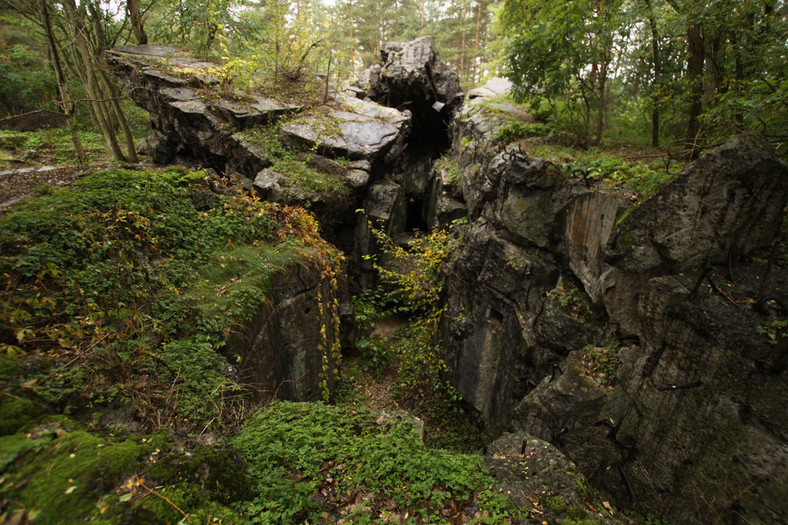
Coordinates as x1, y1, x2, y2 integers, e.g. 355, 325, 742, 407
406, 196, 428, 232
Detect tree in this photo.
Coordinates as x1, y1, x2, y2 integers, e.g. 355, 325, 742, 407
501, 0, 627, 142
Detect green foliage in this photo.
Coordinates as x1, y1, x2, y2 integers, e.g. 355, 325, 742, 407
552, 281, 589, 320
354, 218, 481, 450
474, 488, 530, 523
493, 120, 552, 142
156, 340, 239, 424
0, 167, 332, 430
500, 0, 626, 141
435, 153, 461, 185
367, 224, 455, 315
355, 334, 396, 380
756, 318, 788, 345
566, 153, 674, 197
0, 128, 117, 167
234, 401, 493, 523
499, 0, 788, 152
581, 342, 624, 388
0, 43, 56, 116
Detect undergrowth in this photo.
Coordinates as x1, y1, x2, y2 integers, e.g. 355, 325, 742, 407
234, 400, 510, 524
351, 217, 484, 451
0, 167, 335, 432
566, 153, 675, 197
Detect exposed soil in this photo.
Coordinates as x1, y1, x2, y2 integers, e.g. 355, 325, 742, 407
0, 166, 88, 211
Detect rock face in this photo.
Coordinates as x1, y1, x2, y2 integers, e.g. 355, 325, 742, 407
440, 91, 788, 524
279, 96, 409, 163
224, 261, 340, 402
354, 36, 462, 152
108, 39, 788, 523
106, 45, 410, 238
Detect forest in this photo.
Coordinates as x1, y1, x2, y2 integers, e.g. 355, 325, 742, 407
0, 0, 785, 157
0, 0, 787, 524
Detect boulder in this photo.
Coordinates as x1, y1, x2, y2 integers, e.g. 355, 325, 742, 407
467, 77, 513, 100
607, 135, 788, 274
278, 95, 409, 163
484, 432, 620, 524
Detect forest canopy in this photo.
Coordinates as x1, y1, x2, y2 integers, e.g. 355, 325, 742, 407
0, 0, 786, 157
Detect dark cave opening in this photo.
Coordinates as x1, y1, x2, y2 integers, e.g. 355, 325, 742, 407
406, 196, 429, 232
396, 97, 453, 154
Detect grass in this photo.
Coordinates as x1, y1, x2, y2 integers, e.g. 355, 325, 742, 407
0, 102, 150, 169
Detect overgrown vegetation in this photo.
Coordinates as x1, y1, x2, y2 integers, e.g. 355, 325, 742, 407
581, 342, 626, 388
493, 119, 552, 142
349, 217, 485, 451
565, 153, 675, 197
237, 121, 353, 200
234, 400, 509, 523
0, 167, 334, 431
0, 125, 147, 169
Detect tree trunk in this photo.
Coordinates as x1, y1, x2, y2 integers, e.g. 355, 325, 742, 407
472, 0, 482, 84
646, 0, 660, 147
40, 0, 86, 164
685, 21, 704, 157
62, 0, 126, 162
126, 0, 148, 44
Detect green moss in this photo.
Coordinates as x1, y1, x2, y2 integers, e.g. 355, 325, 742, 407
148, 445, 253, 504
0, 427, 152, 525
272, 157, 352, 198
618, 231, 635, 248
614, 201, 639, 230
186, 244, 302, 322
0, 395, 43, 435
543, 495, 569, 513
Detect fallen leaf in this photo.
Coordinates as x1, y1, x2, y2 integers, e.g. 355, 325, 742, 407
65, 486, 77, 494
12, 479, 28, 490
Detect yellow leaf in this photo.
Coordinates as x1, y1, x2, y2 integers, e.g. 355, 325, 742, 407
65, 485, 77, 494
